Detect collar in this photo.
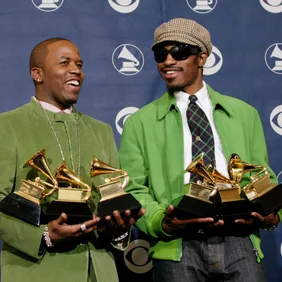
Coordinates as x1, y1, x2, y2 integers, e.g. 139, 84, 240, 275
33, 96, 73, 114
174, 81, 208, 109
157, 83, 234, 120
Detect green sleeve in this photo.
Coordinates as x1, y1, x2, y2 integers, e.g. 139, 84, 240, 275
250, 111, 282, 221
0, 117, 45, 259
119, 119, 170, 239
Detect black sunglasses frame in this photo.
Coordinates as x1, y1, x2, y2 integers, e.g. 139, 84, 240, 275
153, 44, 201, 63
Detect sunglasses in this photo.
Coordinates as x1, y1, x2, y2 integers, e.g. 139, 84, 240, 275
153, 44, 201, 63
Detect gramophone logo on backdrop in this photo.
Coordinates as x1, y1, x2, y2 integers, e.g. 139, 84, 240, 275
112, 44, 144, 76
108, 0, 139, 13
259, 0, 282, 13
124, 239, 153, 274
186, 0, 217, 14
116, 107, 139, 135
203, 46, 223, 75
265, 43, 282, 74
31, 0, 64, 12
270, 105, 282, 135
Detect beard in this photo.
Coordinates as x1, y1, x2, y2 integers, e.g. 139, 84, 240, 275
166, 84, 186, 95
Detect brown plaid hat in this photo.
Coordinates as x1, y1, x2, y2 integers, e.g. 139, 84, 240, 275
152, 18, 212, 56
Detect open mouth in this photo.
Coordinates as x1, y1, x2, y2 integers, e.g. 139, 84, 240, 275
66, 80, 80, 87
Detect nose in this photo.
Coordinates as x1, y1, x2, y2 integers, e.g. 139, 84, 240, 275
163, 53, 177, 66
69, 63, 82, 75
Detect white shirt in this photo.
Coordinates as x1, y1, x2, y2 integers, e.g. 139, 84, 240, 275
175, 82, 229, 184
33, 96, 72, 114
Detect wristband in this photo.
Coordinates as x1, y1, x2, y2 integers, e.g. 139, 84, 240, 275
112, 231, 129, 242
43, 226, 54, 248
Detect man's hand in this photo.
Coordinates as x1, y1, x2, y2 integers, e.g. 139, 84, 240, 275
162, 205, 224, 235
235, 212, 280, 229
47, 213, 100, 243
100, 208, 146, 240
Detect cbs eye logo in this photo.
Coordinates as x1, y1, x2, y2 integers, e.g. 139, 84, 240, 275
108, 0, 140, 13
116, 107, 139, 134
203, 46, 223, 75
124, 239, 153, 274
270, 105, 282, 135
260, 0, 282, 13
277, 170, 282, 183
31, 0, 64, 12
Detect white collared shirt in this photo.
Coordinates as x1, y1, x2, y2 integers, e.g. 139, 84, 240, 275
175, 82, 229, 184
33, 96, 72, 114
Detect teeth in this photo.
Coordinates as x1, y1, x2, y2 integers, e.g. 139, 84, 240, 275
67, 80, 79, 86
166, 71, 175, 74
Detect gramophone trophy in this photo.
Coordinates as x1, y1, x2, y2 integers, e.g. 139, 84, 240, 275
0, 149, 55, 226
42, 162, 94, 224
91, 158, 141, 221
229, 154, 282, 216
171, 153, 255, 220
171, 153, 219, 219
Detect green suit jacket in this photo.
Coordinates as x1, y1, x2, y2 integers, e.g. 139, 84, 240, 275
119, 85, 280, 263
0, 98, 119, 282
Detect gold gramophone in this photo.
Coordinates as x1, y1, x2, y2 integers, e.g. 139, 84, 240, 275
171, 153, 256, 220
228, 154, 282, 215
42, 162, 94, 224
90, 157, 141, 219
171, 153, 219, 219
0, 149, 94, 226
0, 149, 55, 226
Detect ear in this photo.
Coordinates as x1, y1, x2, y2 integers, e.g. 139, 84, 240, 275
31, 67, 44, 83
198, 52, 208, 68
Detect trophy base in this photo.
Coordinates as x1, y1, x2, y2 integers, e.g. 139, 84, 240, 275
97, 193, 141, 224
251, 184, 282, 216
171, 195, 217, 219
0, 193, 41, 226
218, 199, 255, 222
42, 201, 93, 224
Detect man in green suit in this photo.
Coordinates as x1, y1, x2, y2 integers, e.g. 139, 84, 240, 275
0, 37, 144, 282
119, 18, 281, 282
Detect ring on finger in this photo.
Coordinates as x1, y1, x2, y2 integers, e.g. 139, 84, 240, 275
80, 223, 87, 233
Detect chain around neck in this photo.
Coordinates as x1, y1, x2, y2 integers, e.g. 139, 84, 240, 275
41, 106, 81, 177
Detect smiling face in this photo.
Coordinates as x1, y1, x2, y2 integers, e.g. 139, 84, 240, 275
31, 40, 84, 110
156, 43, 207, 95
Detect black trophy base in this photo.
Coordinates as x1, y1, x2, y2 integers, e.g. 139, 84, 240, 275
97, 193, 141, 224
251, 184, 282, 216
218, 199, 255, 222
171, 195, 217, 220
0, 193, 41, 226
42, 201, 93, 224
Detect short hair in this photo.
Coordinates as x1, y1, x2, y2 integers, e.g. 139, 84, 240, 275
29, 37, 72, 71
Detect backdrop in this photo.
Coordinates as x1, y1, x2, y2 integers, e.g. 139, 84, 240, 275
0, 1, 282, 281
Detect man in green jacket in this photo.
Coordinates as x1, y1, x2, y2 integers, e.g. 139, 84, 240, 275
0, 37, 144, 282
119, 18, 281, 282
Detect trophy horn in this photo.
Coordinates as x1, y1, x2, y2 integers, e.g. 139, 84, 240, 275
55, 163, 91, 200
27, 148, 58, 187
186, 153, 215, 185
228, 153, 266, 183
91, 157, 129, 189
206, 164, 236, 185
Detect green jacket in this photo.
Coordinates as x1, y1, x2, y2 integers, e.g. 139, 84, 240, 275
119, 85, 281, 263
0, 98, 119, 282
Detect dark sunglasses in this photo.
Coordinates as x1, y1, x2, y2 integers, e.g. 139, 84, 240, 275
153, 44, 201, 63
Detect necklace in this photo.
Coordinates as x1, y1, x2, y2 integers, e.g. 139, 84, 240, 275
41, 106, 81, 177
